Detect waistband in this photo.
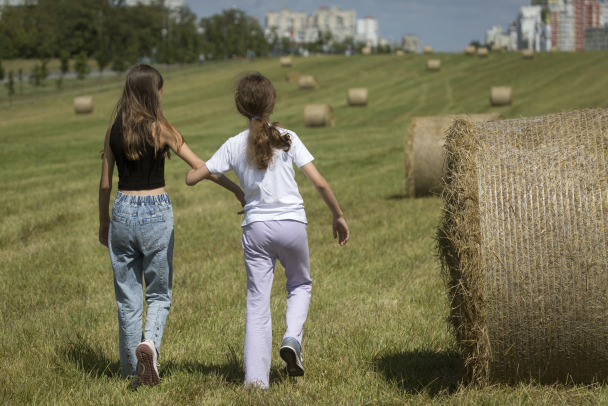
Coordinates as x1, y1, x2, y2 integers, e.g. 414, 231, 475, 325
115, 191, 171, 206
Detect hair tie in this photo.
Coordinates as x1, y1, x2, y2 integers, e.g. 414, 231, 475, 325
251, 116, 260, 120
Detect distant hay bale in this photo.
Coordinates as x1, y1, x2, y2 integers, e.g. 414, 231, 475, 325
522, 49, 535, 59
74, 96, 94, 114
436, 109, 608, 385
395, 49, 405, 56
426, 59, 441, 71
361, 46, 372, 55
286, 71, 301, 83
490, 86, 512, 106
347, 88, 368, 106
464, 45, 476, 55
423, 45, 433, 54
304, 104, 334, 127
280, 56, 292, 67
298, 75, 318, 89
490, 44, 504, 52
405, 113, 502, 198
477, 47, 489, 57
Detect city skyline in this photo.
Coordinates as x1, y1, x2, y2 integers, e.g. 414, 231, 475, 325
184, 0, 532, 52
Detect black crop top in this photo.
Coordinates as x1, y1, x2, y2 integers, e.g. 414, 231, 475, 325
109, 123, 166, 190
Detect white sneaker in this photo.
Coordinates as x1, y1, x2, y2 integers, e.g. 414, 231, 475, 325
135, 339, 160, 387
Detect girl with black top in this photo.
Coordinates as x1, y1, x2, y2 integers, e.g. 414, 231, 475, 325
98, 64, 244, 388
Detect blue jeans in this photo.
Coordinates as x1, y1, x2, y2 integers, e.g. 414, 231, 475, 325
108, 191, 174, 377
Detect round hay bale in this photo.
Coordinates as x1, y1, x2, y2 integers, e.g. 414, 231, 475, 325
298, 75, 318, 89
490, 86, 512, 106
286, 71, 301, 83
280, 56, 292, 67
464, 45, 476, 55
304, 104, 334, 127
490, 44, 504, 53
361, 46, 372, 55
522, 49, 535, 59
423, 45, 433, 54
437, 109, 608, 385
405, 113, 502, 198
426, 59, 441, 71
395, 49, 405, 56
74, 96, 94, 114
477, 47, 489, 57
347, 88, 368, 106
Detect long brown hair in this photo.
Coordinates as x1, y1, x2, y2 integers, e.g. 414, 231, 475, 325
235, 72, 291, 170
112, 64, 183, 160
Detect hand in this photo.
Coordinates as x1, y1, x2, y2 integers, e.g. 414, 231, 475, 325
236, 190, 246, 215
333, 216, 349, 246
99, 222, 109, 247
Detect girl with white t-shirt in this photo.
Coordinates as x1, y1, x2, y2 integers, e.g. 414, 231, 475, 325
186, 72, 349, 389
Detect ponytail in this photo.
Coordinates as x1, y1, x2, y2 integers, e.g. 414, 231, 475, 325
234, 72, 291, 170
247, 117, 291, 170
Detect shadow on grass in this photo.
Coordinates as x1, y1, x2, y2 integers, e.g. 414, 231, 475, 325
375, 348, 464, 396
61, 336, 291, 386
60, 334, 121, 378
159, 344, 288, 387
387, 194, 408, 200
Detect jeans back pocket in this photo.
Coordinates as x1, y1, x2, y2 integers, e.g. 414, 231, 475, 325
140, 209, 173, 252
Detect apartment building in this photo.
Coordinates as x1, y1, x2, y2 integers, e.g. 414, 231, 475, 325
124, 0, 183, 9
265, 6, 357, 45
356, 15, 378, 47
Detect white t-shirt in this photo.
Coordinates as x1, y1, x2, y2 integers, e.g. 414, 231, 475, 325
205, 127, 314, 226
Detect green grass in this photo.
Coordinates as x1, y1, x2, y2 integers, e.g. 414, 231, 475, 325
2, 52, 608, 405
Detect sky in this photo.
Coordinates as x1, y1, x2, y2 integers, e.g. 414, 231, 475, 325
183, 0, 532, 52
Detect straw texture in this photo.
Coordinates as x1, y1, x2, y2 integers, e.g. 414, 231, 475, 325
405, 113, 502, 198
437, 109, 608, 385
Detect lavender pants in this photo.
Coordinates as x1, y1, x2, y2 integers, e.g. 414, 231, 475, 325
241, 220, 312, 389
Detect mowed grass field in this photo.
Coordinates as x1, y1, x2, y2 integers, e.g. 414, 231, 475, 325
2, 51, 608, 405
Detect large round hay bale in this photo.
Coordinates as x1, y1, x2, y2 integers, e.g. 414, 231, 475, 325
423, 45, 433, 54
347, 88, 368, 106
426, 59, 441, 71
405, 113, 502, 198
477, 47, 489, 57
298, 75, 318, 89
304, 104, 334, 127
395, 49, 405, 56
286, 71, 301, 83
522, 49, 535, 59
464, 45, 476, 55
74, 96, 94, 114
280, 56, 293, 67
436, 109, 608, 385
490, 86, 512, 106
361, 46, 371, 55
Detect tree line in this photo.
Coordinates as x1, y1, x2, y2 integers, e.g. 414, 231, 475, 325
0, 0, 269, 69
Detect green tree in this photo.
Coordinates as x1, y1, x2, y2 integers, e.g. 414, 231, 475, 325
5, 70, 15, 106
74, 51, 90, 80
0, 59, 4, 81
60, 50, 70, 76
200, 9, 268, 60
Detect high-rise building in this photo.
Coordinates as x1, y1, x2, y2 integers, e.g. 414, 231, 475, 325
356, 15, 378, 47
311, 6, 356, 42
124, 0, 182, 9
265, 6, 357, 45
